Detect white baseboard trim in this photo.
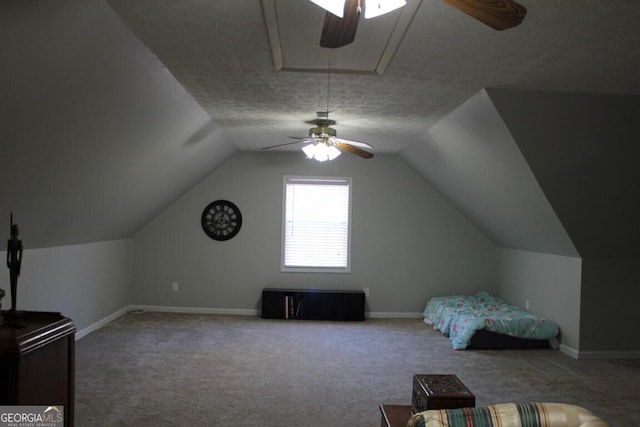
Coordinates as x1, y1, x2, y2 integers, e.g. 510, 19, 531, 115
559, 344, 579, 359
366, 311, 423, 319
74, 306, 425, 339
134, 306, 423, 320
75, 306, 130, 341
132, 305, 423, 320
129, 305, 259, 317
75, 305, 259, 340
75, 306, 640, 359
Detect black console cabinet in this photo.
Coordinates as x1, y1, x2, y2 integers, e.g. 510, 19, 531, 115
261, 288, 365, 321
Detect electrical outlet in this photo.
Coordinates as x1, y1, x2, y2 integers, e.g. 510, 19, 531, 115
172, 282, 179, 292
364, 287, 370, 297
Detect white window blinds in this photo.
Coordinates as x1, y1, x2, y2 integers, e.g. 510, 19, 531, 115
282, 176, 351, 272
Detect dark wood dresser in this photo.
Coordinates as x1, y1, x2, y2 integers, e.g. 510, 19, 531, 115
0, 311, 76, 427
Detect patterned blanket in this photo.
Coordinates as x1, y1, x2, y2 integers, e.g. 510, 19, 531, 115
423, 292, 558, 350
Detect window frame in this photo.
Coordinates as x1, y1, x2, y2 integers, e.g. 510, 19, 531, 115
281, 175, 352, 273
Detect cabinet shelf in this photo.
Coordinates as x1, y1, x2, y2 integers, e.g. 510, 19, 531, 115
261, 288, 365, 321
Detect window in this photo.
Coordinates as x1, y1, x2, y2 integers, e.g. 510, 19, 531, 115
282, 176, 352, 273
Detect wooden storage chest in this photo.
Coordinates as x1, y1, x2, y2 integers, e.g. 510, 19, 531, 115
412, 374, 475, 413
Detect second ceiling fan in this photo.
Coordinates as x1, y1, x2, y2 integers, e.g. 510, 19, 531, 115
261, 111, 375, 162
314, 0, 527, 49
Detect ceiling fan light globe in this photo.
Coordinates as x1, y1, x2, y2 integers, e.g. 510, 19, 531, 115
309, 0, 345, 18
364, 0, 406, 19
325, 144, 342, 160
302, 143, 342, 162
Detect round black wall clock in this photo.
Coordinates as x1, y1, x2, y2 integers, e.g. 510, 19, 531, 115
201, 200, 242, 241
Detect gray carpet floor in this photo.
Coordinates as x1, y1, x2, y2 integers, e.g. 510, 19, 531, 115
75, 312, 640, 426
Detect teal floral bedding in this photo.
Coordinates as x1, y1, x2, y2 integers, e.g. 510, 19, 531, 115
423, 292, 559, 350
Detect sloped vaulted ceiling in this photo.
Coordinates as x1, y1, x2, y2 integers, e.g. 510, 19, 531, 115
400, 89, 640, 258
399, 89, 579, 257
3, 0, 640, 250
0, 0, 236, 249
487, 89, 640, 258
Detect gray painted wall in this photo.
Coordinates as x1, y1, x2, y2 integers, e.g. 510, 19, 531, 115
489, 89, 640, 354
400, 88, 640, 355
497, 248, 582, 353
580, 258, 640, 354
132, 152, 498, 315
398, 89, 583, 352
0, 239, 133, 332
1, 0, 237, 250
487, 89, 640, 259
4, 85, 636, 356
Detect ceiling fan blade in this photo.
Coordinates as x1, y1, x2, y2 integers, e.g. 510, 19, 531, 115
335, 142, 374, 159
334, 137, 374, 149
320, 0, 361, 48
261, 140, 303, 150
442, 0, 527, 30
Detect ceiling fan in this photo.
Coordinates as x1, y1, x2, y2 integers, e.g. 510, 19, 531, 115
261, 111, 375, 162
315, 0, 527, 49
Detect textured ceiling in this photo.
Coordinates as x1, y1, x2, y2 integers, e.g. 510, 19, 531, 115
2, 0, 640, 250
262, 0, 424, 74
107, 0, 640, 154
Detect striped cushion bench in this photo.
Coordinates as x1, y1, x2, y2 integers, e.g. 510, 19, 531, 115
406, 402, 608, 427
